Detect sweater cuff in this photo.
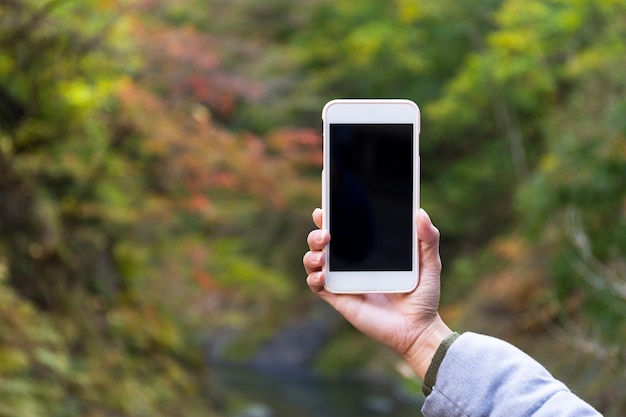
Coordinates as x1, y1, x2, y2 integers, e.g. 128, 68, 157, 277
422, 332, 460, 397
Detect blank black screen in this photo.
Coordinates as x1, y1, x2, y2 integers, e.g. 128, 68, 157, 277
329, 124, 414, 271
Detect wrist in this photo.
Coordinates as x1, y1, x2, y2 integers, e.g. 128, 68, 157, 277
402, 315, 453, 380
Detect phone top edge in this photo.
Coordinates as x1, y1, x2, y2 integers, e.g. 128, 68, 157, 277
322, 99, 420, 135
322, 99, 420, 119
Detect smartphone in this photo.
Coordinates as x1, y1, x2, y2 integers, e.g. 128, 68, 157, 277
322, 99, 420, 293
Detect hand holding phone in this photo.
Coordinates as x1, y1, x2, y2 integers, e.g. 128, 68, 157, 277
322, 99, 420, 293
304, 207, 452, 380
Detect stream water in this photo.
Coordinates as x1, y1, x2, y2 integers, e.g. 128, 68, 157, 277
212, 365, 424, 417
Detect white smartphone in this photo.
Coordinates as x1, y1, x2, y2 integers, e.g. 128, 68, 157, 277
322, 99, 420, 293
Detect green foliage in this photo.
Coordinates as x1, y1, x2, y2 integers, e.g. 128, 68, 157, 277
211, 239, 293, 297
517, 41, 626, 327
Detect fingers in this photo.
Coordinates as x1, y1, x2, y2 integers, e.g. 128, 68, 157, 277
312, 208, 322, 228
305, 208, 328, 293
306, 270, 326, 293
307, 228, 330, 251
303, 250, 326, 293
302, 250, 325, 275
416, 208, 442, 277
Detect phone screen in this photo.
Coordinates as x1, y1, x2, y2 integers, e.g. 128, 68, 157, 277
329, 123, 414, 272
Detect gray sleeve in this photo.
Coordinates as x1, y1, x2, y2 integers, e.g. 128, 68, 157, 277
421, 332, 602, 417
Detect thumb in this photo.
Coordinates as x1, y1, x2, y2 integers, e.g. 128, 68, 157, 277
417, 208, 442, 278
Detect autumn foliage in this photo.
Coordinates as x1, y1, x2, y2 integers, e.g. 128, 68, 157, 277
1, 0, 625, 416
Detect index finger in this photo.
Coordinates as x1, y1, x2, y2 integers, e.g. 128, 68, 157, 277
312, 208, 323, 228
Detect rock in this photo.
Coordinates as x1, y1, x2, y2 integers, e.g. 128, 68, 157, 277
363, 396, 395, 413
235, 403, 273, 417
249, 301, 339, 372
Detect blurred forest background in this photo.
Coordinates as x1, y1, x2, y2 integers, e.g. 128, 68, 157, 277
1, 0, 625, 416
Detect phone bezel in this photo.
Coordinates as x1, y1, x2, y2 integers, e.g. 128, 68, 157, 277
322, 99, 420, 293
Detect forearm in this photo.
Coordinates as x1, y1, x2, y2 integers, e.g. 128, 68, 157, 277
401, 315, 453, 381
